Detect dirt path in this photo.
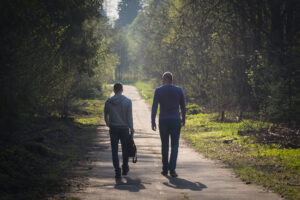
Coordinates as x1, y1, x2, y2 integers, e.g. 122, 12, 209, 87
57, 85, 281, 200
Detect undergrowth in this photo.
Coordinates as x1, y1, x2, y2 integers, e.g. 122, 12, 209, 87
0, 86, 110, 200
183, 113, 300, 200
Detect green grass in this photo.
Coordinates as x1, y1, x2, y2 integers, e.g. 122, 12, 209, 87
134, 81, 156, 105
72, 99, 104, 125
72, 84, 111, 125
182, 113, 300, 200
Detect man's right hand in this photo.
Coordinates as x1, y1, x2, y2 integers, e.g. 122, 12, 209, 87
152, 124, 157, 131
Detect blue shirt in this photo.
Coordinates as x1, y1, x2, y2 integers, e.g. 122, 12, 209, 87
151, 84, 186, 125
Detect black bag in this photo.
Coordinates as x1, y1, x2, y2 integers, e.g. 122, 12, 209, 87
127, 135, 137, 163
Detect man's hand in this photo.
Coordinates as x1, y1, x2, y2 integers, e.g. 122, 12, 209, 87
152, 124, 157, 131
130, 130, 134, 137
181, 121, 185, 127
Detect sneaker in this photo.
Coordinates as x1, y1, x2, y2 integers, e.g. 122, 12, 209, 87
122, 168, 129, 176
161, 170, 168, 176
170, 170, 178, 177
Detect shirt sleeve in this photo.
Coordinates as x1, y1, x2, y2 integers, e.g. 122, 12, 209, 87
179, 88, 186, 123
127, 100, 134, 133
151, 89, 159, 126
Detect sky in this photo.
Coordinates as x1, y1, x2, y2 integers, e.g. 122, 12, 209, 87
103, 0, 121, 23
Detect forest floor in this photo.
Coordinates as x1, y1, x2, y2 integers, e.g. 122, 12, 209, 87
0, 89, 110, 200
50, 85, 282, 200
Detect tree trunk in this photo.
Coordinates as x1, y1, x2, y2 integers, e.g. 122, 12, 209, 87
220, 111, 225, 122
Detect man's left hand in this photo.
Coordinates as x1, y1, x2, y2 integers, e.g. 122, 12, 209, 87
152, 124, 157, 131
130, 130, 134, 136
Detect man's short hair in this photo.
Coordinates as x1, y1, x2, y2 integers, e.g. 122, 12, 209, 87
113, 82, 123, 93
162, 72, 173, 82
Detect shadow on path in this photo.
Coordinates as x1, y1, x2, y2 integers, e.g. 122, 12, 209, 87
114, 177, 146, 192
163, 176, 207, 191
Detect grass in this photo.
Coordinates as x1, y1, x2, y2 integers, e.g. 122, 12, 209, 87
134, 81, 156, 105
0, 85, 110, 200
134, 81, 300, 200
72, 99, 104, 125
183, 113, 300, 200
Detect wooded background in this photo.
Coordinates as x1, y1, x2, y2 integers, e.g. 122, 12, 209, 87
123, 0, 300, 126
0, 0, 119, 131
1, 0, 299, 131
0, 0, 299, 199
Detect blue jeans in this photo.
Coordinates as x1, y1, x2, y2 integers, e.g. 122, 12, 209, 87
159, 118, 181, 171
109, 127, 130, 173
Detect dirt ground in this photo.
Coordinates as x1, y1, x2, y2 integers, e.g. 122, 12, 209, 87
52, 85, 282, 200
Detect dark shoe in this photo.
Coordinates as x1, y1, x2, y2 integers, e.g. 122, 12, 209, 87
170, 170, 178, 177
122, 168, 129, 176
161, 170, 168, 176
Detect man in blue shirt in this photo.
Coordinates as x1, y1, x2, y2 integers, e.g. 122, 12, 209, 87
151, 72, 186, 177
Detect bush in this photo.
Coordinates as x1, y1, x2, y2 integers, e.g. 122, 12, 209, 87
186, 104, 203, 115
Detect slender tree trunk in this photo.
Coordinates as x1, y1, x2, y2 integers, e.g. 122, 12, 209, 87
220, 111, 225, 122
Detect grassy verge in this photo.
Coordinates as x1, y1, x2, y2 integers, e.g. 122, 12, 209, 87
0, 86, 110, 200
134, 81, 300, 200
182, 113, 300, 199
134, 81, 156, 105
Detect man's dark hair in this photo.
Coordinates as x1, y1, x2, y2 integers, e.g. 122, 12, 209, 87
162, 72, 173, 82
113, 82, 123, 93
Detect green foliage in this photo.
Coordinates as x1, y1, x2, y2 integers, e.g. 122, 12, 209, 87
116, 0, 142, 28
0, 94, 109, 199
183, 113, 300, 200
134, 81, 156, 104
0, 0, 118, 128
126, 13, 147, 80
126, 0, 300, 125
186, 104, 203, 115
110, 27, 130, 82
72, 99, 104, 125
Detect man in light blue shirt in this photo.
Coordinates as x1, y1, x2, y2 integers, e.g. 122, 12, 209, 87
151, 72, 186, 177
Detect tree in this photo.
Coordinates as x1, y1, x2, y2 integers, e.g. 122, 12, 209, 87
115, 0, 142, 28
129, 0, 300, 125
0, 0, 118, 130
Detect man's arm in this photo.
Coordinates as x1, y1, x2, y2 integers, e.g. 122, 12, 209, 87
127, 100, 134, 135
179, 88, 186, 126
104, 101, 109, 127
151, 89, 159, 131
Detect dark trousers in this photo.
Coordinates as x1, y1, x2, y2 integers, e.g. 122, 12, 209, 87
109, 127, 130, 173
159, 118, 181, 171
